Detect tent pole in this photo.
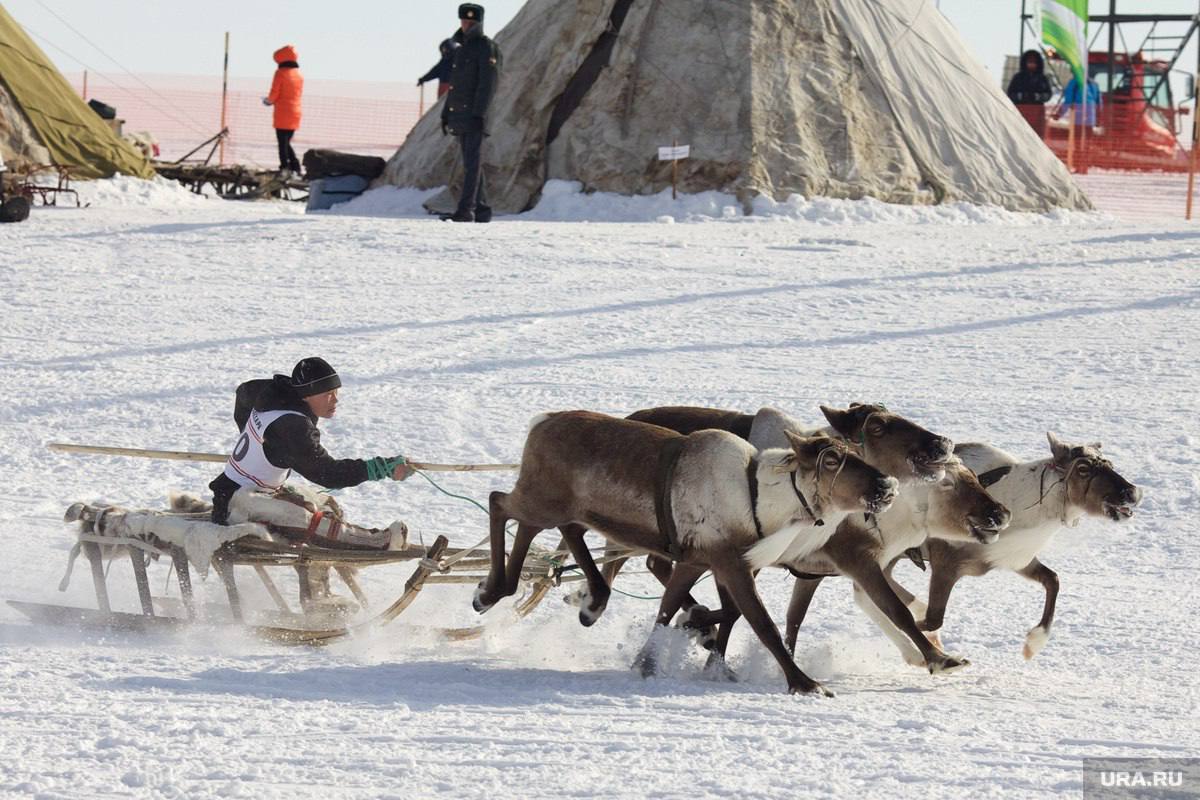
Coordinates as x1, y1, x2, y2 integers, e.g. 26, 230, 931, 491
1187, 67, 1200, 219
420, 83, 425, 117
81, 69, 87, 101
219, 32, 230, 166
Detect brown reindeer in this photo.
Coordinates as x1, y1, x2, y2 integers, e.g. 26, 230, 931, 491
475, 410, 898, 695
612, 404, 955, 618
887, 433, 1142, 660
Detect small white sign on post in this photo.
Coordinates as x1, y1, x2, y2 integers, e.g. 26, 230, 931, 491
657, 144, 690, 161
658, 142, 690, 200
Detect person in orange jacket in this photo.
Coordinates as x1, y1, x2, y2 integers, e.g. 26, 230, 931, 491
263, 45, 304, 174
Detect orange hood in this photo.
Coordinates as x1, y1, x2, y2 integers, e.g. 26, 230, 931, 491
274, 45, 298, 64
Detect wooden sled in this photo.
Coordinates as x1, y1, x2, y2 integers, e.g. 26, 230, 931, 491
9, 501, 629, 646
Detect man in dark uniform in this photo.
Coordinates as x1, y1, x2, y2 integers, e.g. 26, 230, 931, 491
440, 3, 501, 223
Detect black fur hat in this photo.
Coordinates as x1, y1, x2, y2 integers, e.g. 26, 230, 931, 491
291, 357, 341, 397
459, 3, 484, 21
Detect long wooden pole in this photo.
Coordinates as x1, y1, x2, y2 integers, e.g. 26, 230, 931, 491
47, 442, 519, 472
81, 69, 87, 101
219, 32, 230, 166
419, 83, 425, 117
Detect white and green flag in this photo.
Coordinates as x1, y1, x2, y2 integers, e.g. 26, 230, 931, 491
1042, 0, 1089, 86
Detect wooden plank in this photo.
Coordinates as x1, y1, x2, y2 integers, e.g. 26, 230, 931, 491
171, 547, 196, 620
129, 550, 154, 616
212, 556, 242, 622
83, 542, 110, 614
254, 565, 291, 614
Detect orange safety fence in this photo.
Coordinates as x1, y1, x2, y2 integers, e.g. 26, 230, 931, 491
74, 73, 424, 169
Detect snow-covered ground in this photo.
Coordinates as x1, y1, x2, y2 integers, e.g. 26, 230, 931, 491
1, 181, 1197, 799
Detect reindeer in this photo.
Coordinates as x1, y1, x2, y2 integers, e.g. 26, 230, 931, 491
474, 410, 898, 695
775, 456, 1010, 668
613, 403, 955, 617
886, 433, 1142, 660
619, 402, 993, 671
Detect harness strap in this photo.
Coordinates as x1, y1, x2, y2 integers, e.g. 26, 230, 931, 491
304, 510, 325, 545
791, 469, 824, 527
746, 461, 764, 540
654, 438, 687, 560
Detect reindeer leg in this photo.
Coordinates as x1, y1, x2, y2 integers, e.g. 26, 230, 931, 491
701, 583, 741, 682
475, 493, 540, 613
599, 543, 629, 588
784, 577, 824, 658
883, 559, 927, 622
918, 562, 964, 655
847, 563, 968, 674
1017, 558, 1059, 660
559, 524, 610, 627
710, 555, 831, 696
633, 561, 708, 677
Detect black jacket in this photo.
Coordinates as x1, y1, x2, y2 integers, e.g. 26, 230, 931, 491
1007, 50, 1052, 105
419, 39, 458, 85
208, 376, 369, 522
441, 25, 501, 134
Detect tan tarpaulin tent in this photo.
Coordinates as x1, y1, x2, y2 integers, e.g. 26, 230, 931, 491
0, 3, 153, 179
381, 0, 1090, 215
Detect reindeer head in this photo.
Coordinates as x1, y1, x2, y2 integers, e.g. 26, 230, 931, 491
820, 403, 954, 483
923, 458, 1011, 544
783, 431, 900, 517
1046, 433, 1142, 522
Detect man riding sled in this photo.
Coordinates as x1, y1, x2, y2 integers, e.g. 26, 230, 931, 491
209, 357, 413, 609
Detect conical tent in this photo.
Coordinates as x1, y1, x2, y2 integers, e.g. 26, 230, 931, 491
381, 0, 1090, 214
0, 3, 153, 179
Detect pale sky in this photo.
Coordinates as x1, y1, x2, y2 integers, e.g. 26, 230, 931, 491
6, 0, 1198, 95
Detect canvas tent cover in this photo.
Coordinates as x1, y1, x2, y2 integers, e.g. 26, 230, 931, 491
382, 0, 1089, 215
0, 3, 152, 179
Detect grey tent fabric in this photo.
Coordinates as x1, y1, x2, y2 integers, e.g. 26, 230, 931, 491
379, 0, 1090, 215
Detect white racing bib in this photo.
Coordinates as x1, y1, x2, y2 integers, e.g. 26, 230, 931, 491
223, 409, 305, 490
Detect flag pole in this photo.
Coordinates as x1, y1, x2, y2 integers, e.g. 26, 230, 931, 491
219, 32, 230, 166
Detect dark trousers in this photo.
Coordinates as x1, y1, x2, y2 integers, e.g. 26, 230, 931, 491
456, 129, 489, 215
276, 128, 300, 172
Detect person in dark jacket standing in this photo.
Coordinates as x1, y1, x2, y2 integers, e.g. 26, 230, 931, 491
418, 38, 459, 98
1006, 49, 1052, 139
440, 3, 501, 223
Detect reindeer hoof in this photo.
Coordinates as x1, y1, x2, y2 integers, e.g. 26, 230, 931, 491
1023, 625, 1049, 660
925, 630, 944, 650
701, 653, 738, 683
676, 605, 718, 651
790, 680, 834, 698
472, 581, 497, 614
928, 654, 970, 674
632, 648, 659, 678
576, 588, 609, 627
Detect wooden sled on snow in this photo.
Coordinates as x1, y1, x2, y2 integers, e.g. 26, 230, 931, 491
8, 499, 626, 646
